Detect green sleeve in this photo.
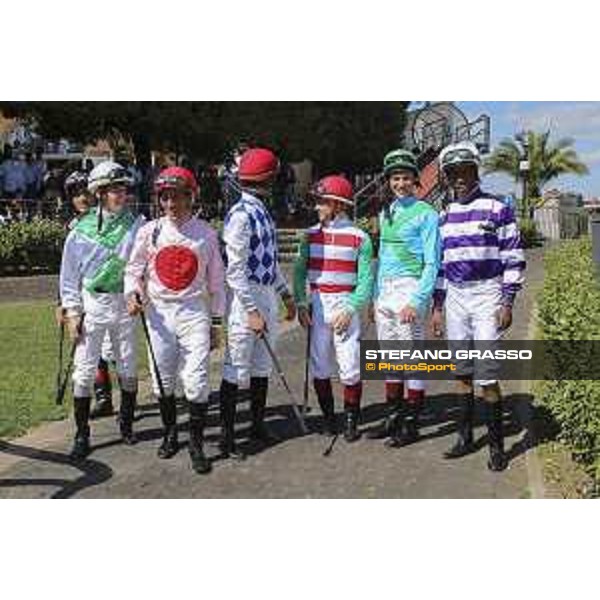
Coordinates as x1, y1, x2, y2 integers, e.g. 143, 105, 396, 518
293, 234, 309, 308
347, 234, 374, 313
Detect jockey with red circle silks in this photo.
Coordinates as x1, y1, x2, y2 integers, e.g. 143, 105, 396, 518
125, 166, 226, 475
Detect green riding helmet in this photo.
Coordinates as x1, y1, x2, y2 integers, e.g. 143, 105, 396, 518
383, 149, 419, 178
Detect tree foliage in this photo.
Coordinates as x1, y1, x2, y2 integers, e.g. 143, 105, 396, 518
484, 130, 589, 198
0, 101, 409, 172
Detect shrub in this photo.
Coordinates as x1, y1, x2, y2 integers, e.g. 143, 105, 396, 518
536, 237, 600, 480
518, 217, 541, 249
0, 219, 66, 275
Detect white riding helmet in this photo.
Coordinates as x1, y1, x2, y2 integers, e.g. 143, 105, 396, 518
439, 141, 481, 172
88, 161, 134, 194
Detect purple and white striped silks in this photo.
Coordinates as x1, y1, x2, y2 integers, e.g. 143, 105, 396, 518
433, 188, 526, 308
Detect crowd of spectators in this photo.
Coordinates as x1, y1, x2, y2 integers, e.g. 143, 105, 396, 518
0, 143, 301, 227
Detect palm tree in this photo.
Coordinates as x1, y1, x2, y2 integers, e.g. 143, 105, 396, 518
484, 130, 588, 217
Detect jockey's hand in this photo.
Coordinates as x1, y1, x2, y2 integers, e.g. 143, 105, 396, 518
431, 307, 444, 338
298, 306, 312, 329
282, 294, 297, 321
248, 309, 266, 335
399, 305, 417, 324
497, 305, 513, 331
66, 315, 83, 342
127, 293, 145, 316
332, 310, 353, 335
55, 306, 67, 327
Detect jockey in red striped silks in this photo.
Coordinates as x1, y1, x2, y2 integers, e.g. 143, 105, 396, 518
294, 175, 374, 443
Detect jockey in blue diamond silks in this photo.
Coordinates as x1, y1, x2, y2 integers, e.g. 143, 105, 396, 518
219, 147, 297, 460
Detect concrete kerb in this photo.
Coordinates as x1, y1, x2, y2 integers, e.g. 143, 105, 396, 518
520, 301, 546, 499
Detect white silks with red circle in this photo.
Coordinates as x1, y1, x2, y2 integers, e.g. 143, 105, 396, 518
124, 216, 225, 316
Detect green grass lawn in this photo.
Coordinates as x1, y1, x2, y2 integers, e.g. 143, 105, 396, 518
0, 300, 149, 439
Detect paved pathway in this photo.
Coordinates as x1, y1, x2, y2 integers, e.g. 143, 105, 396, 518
0, 249, 545, 498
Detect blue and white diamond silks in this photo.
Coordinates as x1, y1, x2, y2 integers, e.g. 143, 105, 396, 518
224, 192, 278, 285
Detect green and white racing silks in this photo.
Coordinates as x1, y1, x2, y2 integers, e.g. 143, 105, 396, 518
375, 196, 440, 315
60, 208, 145, 314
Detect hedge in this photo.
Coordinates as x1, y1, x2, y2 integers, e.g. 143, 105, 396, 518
0, 220, 66, 275
536, 237, 600, 479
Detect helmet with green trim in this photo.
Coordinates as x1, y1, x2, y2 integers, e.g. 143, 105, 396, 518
439, 141, 481, 172
87, 161, 134, 194
383, 149, 419, 178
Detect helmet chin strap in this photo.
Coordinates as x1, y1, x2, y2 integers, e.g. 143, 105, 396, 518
97, 192, 104, 233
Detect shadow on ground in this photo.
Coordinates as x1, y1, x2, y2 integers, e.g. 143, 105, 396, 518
0, 441, 113, 499
0, 392, 539, 498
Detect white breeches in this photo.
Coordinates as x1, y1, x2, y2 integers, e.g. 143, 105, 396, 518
375, 276, 426, 390
146, 299, 211, 404
309, 292, 361, 386
72, 294, 137, 397
445, 278, 503, 386
223, 284, 279, 388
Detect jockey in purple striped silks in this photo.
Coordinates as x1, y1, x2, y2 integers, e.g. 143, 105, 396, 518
431, 142, 526, 472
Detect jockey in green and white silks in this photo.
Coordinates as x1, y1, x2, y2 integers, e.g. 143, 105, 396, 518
367, 149, 440, 448
59, 161, 145, 460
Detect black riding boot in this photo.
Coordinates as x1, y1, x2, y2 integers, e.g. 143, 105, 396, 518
444, 394, 476, 459
249, 377, 279, 444
157, 395, 179, 459
118, 390, 137, 445
368, 400, 404, 441
71, 396, 91, 460
343, 405, 361, 443
219, 380, 246, 460
385, 402, 417, 448
189, 403, 212, 475
91, 359, 113, 419
487, 401, 508, 472
367, 383, 402, 440
403, 402, 421, 445
314, 378, 337, 437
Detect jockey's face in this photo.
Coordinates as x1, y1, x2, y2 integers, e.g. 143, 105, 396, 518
160, 188, 192, 222
315, 197, 336, 224
444, 163, 479, 199
72, 193, 91, 215
104, 184, 129, 213
388, 170, 417, 198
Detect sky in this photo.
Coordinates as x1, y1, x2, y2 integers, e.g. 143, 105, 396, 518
451, 101, 600, 198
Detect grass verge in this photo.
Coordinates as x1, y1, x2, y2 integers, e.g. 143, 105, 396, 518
0, 300, 148, 439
